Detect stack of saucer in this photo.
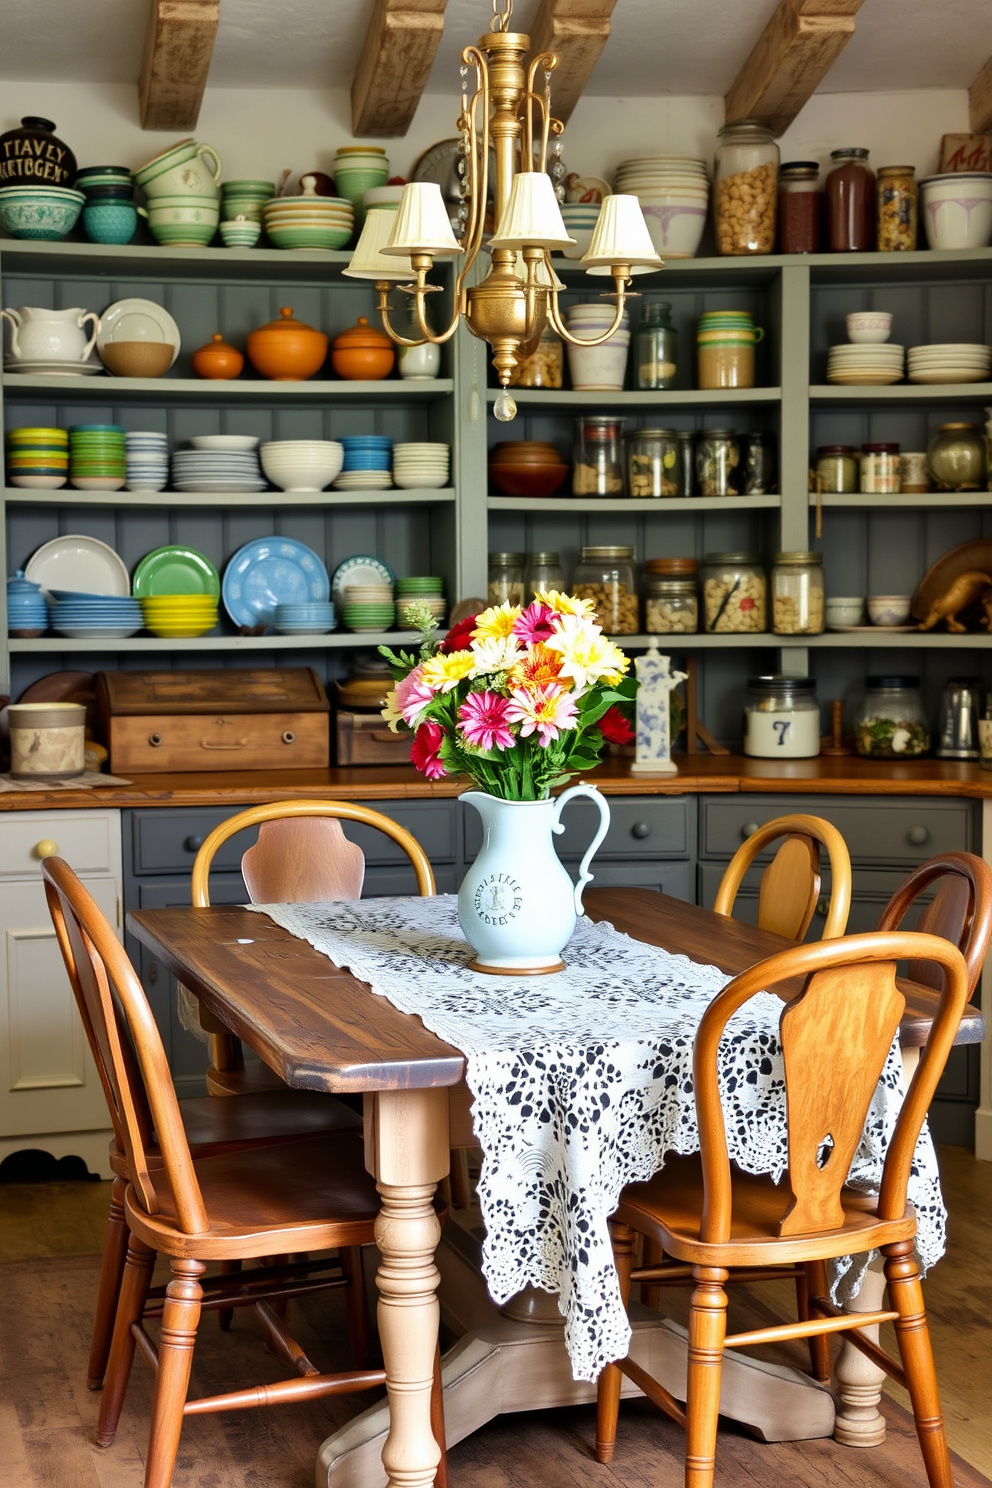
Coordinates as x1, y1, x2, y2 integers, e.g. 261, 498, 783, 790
272, 601, 337, 635
6, 426, 68, 489
907, 343, 992, 384
125, 431, 169, 492
826, 343, 904, 385
171, 444, 266, 493
69, 424, 126, 490
140, 594, 219, 637
392, 442, 450, 490
335, 434, 393, 490
49, 591, 142, 639
396, 576, 446, 627
614, 156, 709, 257
342, 583, 395, 632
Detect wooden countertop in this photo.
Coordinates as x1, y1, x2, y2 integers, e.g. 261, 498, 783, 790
4, 753, 992, 811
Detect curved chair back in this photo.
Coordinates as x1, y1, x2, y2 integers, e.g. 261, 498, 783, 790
692, 930, 968, 1246
876, 850, 992, 1001
713, 813, 852, 941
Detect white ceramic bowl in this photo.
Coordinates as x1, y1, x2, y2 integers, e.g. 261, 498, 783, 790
847, 311, 892, 344
867, 595, 912, 626
920, 172, 992, 250
825, 597, 865, 626
639, 200, 707, 258
260, 439, 344, 490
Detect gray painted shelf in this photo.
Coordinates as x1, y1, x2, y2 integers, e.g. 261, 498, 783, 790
5, 486, 456, 508
3, 374, 454, 402
488, 495, 781, 513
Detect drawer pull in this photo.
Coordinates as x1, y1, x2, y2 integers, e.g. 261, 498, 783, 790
34, 838, 58, 860
199, 736, 249, 750
631, 822, 652, 840
908, 825, 930, 846
741, 822, 760, 839
149, 732, 163, 747
282, 730, 296, 744
184, 835, 204, 853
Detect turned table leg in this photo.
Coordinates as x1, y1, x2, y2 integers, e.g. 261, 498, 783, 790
366, 1087, 450, 1488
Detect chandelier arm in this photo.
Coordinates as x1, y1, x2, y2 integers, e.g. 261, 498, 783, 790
550, 271, 634, 346
456, 48, 487, 266
525, 52, 557, 170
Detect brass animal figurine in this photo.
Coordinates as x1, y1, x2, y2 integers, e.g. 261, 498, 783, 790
918, 569, 992, 632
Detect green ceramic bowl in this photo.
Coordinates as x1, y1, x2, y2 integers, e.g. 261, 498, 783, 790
0, 184, 84, 239
265, 222, 352, 250
219, 219, 261, 247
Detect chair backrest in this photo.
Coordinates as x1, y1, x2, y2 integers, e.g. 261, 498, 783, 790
692, 930, 968, 1246
875, 850, 992, 1001
712, 813, 853, 941
43, 857, 208, 1233
191, 799, 436, 907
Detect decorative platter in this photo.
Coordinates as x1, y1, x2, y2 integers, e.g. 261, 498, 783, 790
223, 536, 330, 627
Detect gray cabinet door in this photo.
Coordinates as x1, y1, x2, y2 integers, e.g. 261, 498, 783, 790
463, 796, 693, 861
699, 796, 975, 864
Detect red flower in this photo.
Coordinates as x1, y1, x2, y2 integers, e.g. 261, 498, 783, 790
410, 720, 447, 779
439, 615, 477, 653
599, 705, 634, 744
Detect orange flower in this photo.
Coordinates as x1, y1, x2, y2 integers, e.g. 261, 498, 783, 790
509, 643, 569, 692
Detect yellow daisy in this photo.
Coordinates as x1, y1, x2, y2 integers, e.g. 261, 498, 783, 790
472, 600, 523, 640
534, 588, 597, 620
380, 687, 404, 733
421, 649, 476, 692
545, 617, 630, 690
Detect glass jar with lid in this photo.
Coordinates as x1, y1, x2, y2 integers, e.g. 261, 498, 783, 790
825, 148, 875, 252
876, 165, 917, 252
695, 429, 740, 496
627, 427, 680, 497
714, 120, 779, 255
573, 415, 625, 496
855, 676, 930, 758
488, 551, 525, 607
744, 676, 821, 758
676, 430, 695, 496
861, 442, 900, 494
740, 432, 776, 494
816, 445, 858, 493
573, 545, 639, 633
701, 553, 767, 633
524, 551, 564, 603
644, 558, 698, 634
511, 321, 563, 389
771, 551, 825, 635
634, 299, 678, 390
778, 161, 821, 254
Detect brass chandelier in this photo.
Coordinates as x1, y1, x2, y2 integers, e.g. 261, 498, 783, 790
344, 0, 663, 421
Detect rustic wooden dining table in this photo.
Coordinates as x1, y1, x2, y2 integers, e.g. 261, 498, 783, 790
128, 888, 984, 1488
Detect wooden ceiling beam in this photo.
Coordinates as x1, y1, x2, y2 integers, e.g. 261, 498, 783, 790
725, 0, 866, 138
351, 0, 449, 139
969, 53, 992, 134
529, 0, 619, 126
138, 0, 219, 132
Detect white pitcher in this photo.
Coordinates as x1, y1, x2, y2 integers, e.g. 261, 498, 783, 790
457, 784, 611, 974
1, 305, 100, 362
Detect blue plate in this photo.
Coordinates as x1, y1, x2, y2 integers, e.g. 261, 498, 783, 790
222, 536, 330, 628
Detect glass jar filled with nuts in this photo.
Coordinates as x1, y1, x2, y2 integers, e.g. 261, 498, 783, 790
573, 415, 625, 496
714, 119, 779, 255
511, 321, 564, 388
574, 545, 639, 633
488, 551, 525, 607
695, 428, 740, 495
771, 551, 825, 635
700, 552, 767, 633
628, 427, 681, 497
645, 558, 699, 634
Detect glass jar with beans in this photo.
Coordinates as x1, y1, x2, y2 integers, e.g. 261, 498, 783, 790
644, 558, 698, 634
573, 545, 639, 634
714, 120, 779, 255
700, 552, 767, 634
488, 552, 525, 607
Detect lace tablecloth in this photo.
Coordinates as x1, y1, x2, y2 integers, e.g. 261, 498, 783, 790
245, 895, 944, 1383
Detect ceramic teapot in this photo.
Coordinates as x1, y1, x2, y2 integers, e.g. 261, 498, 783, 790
1, 305, 100, 362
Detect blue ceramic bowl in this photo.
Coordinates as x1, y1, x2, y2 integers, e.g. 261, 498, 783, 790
83, 200, 138, 245
0, 185, 84, 239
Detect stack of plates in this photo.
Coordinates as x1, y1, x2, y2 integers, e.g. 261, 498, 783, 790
396, 576, 446, 627
140, 594, 219, 637
171, 445, 266, 493
613, 156, 709, 257
49, 591, 142, 639
335, 434, 393, 490
7, 425, 68, 489
826, 343, 905, 385
133, 544, 221, 635
907, 343, 992, 384
263, 179, 355, 251
273, 602, 337, 634
69, 424, 126, 490
392, 442, 450, 490
125, 430, 169, 493
343, 584, 395, 632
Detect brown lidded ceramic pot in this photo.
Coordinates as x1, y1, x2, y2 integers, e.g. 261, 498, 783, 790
192, 333, 244, 380
330, 315, 395, 381
0, 117, 76, 186
246, 306, 328, 381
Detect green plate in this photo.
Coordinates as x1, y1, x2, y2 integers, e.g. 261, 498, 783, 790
132, 545, 220, 598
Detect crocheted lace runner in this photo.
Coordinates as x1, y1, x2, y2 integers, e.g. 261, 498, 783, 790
245, 895, 944, 1383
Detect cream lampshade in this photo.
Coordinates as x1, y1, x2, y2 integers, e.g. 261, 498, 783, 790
581, 194, 664, 274
488, 172, 575, 250
343, 207, 413, 281
381, 182, 462, 257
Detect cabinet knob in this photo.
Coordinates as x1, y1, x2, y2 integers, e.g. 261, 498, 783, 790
184, 835, 204, 852
742, 822, 760, 839
34, 838, 58, 860
631, 822, 651, 840
149, 732, 163, 747
281, 730, 296, 745
908, 825, 930, 846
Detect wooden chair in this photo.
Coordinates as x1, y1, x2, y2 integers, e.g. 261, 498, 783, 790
189, 800, 435, 1096
595, 929, 969, 1488
713, 813, 853, 942
876, 850, 992, 1000
43, 857, 447, 1488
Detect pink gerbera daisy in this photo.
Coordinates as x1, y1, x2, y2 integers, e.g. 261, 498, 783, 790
512, 601, 557, 646
505, 683, 579, 747
410, 720, 447, 779
458, 690, 515, 751
394, 664, 437, 727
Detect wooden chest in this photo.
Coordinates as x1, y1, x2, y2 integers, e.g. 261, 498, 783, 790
96, 669, 330, 773
335, 710, 413, 766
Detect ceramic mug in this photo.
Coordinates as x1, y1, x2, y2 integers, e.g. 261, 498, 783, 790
135, 139, 221, 187
1, 304, 100, 361
136, 143, 222, 200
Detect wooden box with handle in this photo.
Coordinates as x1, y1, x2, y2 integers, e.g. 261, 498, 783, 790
95, 669, 330, 773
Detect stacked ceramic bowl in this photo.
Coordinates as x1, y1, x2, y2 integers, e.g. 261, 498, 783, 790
0, 183, 84, 240
172, 443, 266, 493
125, 431, 169, 492
259, 439, 344, 492
342, 582, 395, 632
561, 202, 602, 260
826, 342, 904, 385
396, 576, 446, 627
140, 594, 219, 637
6, 426, 68, 489
564, 303, 630, 391
613, 156, 709, 258
392, 442, 450, 489
363, 185, 405, 216
907, 343, 992, 384
221, 179, 274, 224
69, 424, 126, 490
333, 147, 390, 219
335, 434, 393, 490
263, 177, 354, 250
49, 591, 142, 640
272, 601, 337, 635
76, 166, 137, 246
219, 216, 261, 249
488, 440, 569, 497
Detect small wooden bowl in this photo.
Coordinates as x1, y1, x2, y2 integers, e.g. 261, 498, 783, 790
99, 340, 175, 378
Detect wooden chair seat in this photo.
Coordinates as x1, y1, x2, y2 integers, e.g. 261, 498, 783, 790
614, 1154, 917, 1267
